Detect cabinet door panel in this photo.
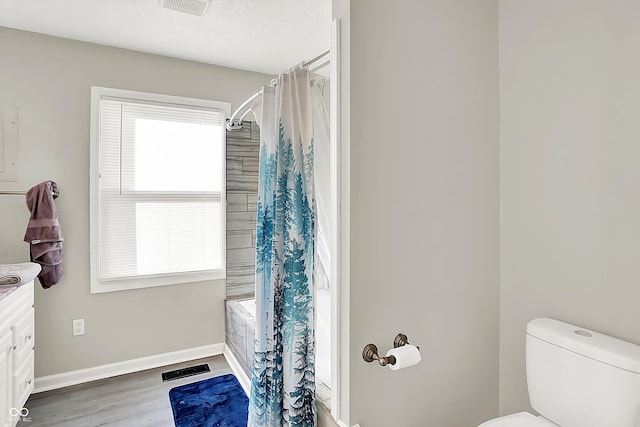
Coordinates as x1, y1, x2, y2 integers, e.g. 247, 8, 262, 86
0, 328, 13, 427
12, 352, 34, 411
12, 309, 34, 365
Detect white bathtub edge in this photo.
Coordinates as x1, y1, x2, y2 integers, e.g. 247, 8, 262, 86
224, 343, 251, 396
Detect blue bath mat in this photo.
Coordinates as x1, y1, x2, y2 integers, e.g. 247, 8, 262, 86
169, 374, 248, 427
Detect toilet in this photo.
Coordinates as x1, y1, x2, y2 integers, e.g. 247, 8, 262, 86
480, 317, 640, 427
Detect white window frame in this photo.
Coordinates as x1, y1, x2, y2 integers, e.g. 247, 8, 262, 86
89, 86, 230, 293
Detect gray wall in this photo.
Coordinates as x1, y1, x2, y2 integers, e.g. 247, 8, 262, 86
0, 27, 270, 377
226, 122, 259, 299
340, 1, 501, 426
499, 0, 640, 415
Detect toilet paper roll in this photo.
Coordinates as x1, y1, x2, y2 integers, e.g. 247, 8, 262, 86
385, 344, 421, 370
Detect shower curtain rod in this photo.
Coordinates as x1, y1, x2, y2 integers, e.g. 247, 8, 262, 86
226, 49, 330, 131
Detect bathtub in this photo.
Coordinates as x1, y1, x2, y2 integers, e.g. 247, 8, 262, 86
225, 288, 332, 389
238, 298, 256, 318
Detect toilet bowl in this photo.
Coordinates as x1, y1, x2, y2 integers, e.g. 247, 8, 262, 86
478, 318, 640, 427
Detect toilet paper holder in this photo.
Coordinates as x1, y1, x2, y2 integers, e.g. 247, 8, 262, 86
362, 333, 413, 367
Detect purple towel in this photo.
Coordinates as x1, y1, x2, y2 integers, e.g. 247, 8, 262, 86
23, 181, 64, 288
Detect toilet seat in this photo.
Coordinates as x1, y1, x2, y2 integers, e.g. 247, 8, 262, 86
478, 412, 559, 427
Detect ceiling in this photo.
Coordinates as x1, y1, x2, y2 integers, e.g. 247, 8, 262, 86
0, 0, 331, 75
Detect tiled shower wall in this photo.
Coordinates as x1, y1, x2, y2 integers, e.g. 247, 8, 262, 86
226, 121, 260, 299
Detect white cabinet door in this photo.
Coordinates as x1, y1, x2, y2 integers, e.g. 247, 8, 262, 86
0, 328, 13, 427
12, 309, 34, 368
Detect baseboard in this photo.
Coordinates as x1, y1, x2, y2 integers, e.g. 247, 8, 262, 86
337, 421, 360, 427
223, 344, 251, 396
34, 343, 225, 393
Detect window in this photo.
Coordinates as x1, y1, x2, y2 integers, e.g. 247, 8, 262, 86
90, 87, 229, 293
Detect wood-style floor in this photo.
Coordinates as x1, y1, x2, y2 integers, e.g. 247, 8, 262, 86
18, 355, 232, 427
18, 354, 338, 427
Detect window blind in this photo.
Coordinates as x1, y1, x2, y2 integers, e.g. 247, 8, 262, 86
95, 95, 226, 288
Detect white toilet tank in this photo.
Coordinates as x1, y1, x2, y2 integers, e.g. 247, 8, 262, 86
526, 318, 640, 427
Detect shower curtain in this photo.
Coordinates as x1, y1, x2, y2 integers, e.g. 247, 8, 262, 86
249, 67, 317, 427
311, 76, 331, 293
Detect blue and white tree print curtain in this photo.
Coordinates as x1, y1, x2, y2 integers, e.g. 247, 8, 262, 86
248, 68, 316, 427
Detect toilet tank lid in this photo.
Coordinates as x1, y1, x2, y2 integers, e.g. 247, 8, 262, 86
527, 318, 640, 374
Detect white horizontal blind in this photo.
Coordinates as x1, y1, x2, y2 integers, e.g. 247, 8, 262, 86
96, 94, 225, 288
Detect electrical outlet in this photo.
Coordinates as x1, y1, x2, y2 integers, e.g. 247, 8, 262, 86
73, 319, 85, 336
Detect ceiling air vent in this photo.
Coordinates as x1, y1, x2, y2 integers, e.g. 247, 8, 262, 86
159, 0, 212, 16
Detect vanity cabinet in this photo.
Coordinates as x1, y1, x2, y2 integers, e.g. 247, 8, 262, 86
0, 281, 34, 427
